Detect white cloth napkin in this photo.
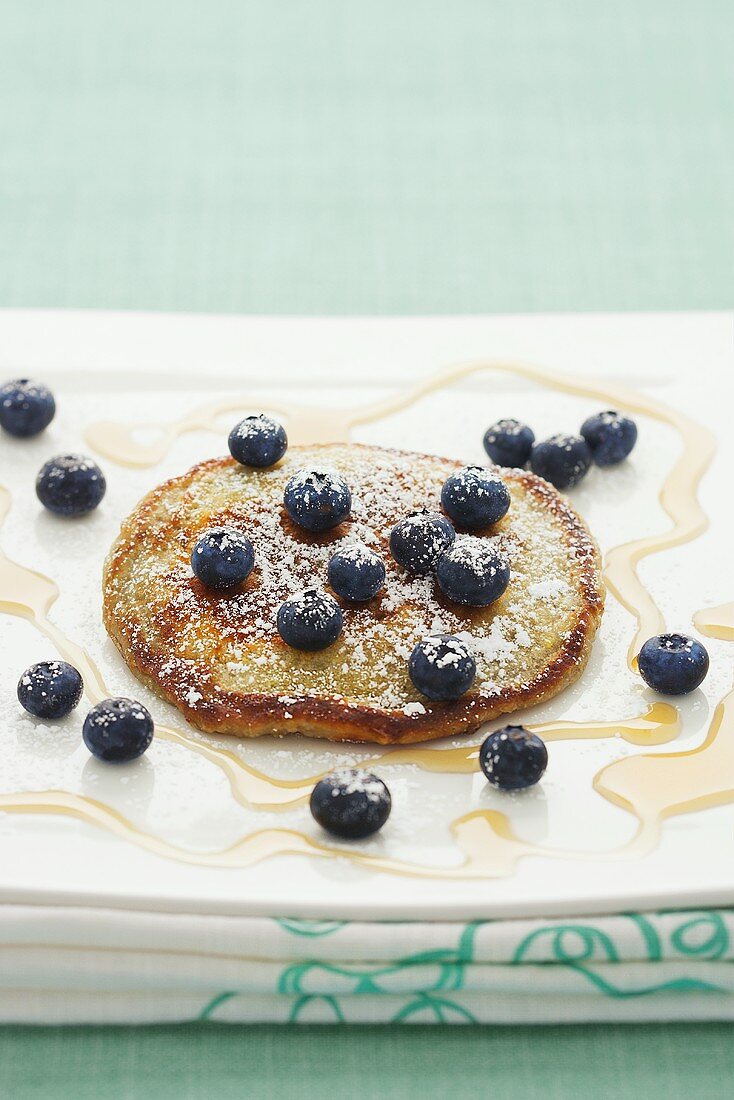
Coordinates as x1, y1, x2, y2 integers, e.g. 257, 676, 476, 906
3, 904, 734, 1024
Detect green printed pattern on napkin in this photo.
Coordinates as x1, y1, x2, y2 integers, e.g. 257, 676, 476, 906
199, 910, 732, 1023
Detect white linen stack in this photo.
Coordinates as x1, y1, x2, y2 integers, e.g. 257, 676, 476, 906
3, 904, 734, 1025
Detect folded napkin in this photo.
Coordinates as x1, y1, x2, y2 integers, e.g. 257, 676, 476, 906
3, 905, 734, 1025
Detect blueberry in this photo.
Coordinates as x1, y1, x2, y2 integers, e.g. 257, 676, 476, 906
408, 634, 476, 701
479, 725, 548, 790
277, 588, 343, 651
17, 660, 83, 719
283, 468, 351, 533
35, 454, 106, 517
441, 466, 511, 530
436, 537, 510, 607
228, 414, 288, 468
389, 510, 455, 575
581, 410, 638, 467
637, 633, 709, 696
328, 543, 386, 602
310, 768, 392, 839
0, 378, 56, 438
530, 434, 592, 490
82, 698, 154, 763
483, 418, 535, 468
191, 527, 255, 590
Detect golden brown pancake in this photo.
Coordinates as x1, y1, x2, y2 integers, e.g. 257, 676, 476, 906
103, 444, 604, 744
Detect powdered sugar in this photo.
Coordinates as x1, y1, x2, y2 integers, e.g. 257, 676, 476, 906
105, 445, 587, 716
325, 767, 390, 804
529, 578, 569, 599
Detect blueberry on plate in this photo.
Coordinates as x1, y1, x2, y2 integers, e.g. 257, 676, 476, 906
441, 466, 511, 530
327, 543, 386, 602
483, 418, 535, 468
580, 410, 638, 467
479, 725, 548, 790
637, 633, 709, 695
283, 468, 352, 533
408, 634, 476, 701
436, 537, 510, 607
35, 454, 106, 516
0, 378, 56, 438
191, 527, 255, 590
530, 434, 592, 490
389, 509, 455, 575
277, 588, 343, 651
310, 768, 391, 839
82, 698, 154, 763
228, 414, 287, 468
17, 660, 83, 719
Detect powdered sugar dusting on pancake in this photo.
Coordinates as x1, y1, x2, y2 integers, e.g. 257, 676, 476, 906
103, 444, 603, 742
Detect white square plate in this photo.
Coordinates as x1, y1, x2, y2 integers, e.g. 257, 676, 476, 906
0, 309, 732, 919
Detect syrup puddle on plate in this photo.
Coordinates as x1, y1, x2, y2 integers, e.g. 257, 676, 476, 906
694, 602, 734, 642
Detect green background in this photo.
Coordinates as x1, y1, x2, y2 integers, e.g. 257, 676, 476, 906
1, 0, 733, 314
1, 0, 733, 1096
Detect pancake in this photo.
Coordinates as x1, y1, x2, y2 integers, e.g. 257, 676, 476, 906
103, 444, 604, 745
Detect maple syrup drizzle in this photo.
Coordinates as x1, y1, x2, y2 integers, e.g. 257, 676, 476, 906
0, 790, 528, 878
85, 399, 353, 468
0, 359, 725, 878
594, 682, 734, 846
385, 702, 680, 774
0, 685, 730, 880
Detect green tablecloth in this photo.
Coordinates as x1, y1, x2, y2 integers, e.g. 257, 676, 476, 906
2, 1022, 734, 1099
1, 0, 733, 1096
